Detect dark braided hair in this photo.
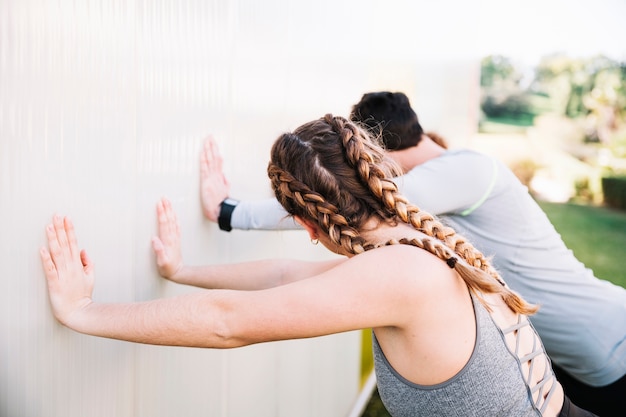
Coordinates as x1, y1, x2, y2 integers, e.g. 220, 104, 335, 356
268, 114, 537, 315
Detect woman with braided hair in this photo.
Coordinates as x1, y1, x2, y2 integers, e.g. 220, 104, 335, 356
204, 92, 626, 416
40, 114, 595, 416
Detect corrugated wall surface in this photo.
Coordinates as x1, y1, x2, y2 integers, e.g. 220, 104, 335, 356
0, 1, 479, 416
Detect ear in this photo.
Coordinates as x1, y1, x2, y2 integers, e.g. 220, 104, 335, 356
293, 215, 319, 240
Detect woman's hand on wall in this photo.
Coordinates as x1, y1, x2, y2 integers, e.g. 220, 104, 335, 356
152, 198, 184, 282
40, 216, 94, 327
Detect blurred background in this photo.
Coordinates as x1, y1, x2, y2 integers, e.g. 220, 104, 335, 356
1, 1, 625, 416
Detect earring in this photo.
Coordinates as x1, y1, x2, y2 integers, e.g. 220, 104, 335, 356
311, 238, 319, 245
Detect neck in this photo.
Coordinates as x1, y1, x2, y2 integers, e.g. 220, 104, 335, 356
388, 134, 446, 173
360, 219, 420, 248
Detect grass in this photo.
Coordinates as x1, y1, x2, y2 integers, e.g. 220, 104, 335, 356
360, 201, 626, 417
537, 201, 626, 287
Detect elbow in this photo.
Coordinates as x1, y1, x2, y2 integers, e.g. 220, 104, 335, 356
210, 314, 243, 349
205, 295, 251, 349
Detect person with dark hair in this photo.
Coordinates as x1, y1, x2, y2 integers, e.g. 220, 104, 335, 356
41, 114, 595, 416
201, 93, 626, 416
351, 91, 425, 151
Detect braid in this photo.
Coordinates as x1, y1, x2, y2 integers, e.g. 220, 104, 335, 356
267, 164, 368, 255
325, 115, 536, 315
336, 123, 502, 280
402, 205, 503, 282
380, 238, 535, 314
268, 114, 537, 315
328, 115, 400, 217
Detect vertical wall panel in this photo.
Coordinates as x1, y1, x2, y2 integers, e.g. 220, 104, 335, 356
0, 1, 480, 416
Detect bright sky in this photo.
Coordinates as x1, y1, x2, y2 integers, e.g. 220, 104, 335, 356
332, 0, 626, 68
475, 0, 626, 65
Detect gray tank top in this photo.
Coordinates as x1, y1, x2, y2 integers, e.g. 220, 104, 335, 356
373, 293, 556, 416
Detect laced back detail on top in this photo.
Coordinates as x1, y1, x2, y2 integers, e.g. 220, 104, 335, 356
500, 315, 557, 414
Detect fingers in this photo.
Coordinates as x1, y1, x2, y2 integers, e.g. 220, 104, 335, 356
201, 136, 225, 176
208, 137, 224, 172
200, 140, 209, 176
200, 136, 214, 177
53, 215, 69, 256
43, 215, 80, 278
40, 246, 58, 282
151, 236, 170, 271
156, 197, 180, 243
157, 197, 172, 220
156, 199, 167, 240
153, 199, 183, 278
46, 220, 64, 272
163, 198, 179, 233
64, 217, 79, 258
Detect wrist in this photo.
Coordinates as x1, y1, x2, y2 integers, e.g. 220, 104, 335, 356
61, 298, 95, 332
218, 198, 238, 232
167, 264, 190, 284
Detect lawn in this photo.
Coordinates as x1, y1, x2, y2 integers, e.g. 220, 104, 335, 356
537, 201, 626, 287
360, 201, 626, 417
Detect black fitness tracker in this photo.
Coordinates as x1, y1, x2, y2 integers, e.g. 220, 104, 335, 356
218, 198, 239, 232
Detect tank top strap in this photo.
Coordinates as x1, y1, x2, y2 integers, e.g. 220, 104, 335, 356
499, 313, 557, 414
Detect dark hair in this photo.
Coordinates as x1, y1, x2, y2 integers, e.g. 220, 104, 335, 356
350, 91, 424, 151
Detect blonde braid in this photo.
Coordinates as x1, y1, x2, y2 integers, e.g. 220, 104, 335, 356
329, 115, 401, 217
401, 205, 504, 283
336, 115, 503, 280
327, 115, 537, 314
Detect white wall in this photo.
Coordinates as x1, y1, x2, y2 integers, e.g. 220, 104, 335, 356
0, 1, 480, 416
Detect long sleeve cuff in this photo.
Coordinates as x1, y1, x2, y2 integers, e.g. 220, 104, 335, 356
230, 198, 301, 231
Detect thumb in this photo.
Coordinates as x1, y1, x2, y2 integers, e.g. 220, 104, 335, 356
152, 236, 163, 252
80, 249, 94, 275
152, 237, 166, 263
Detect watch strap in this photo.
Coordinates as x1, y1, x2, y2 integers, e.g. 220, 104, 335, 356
218, 199, 238, 232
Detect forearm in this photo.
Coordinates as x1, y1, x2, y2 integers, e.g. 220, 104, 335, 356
67, 292, 236, 348
170, 258, 346, 290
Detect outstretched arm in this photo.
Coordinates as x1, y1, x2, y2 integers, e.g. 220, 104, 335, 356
152, 198, 345, 290
39, 214, 240, 346
39, 214, 410, 348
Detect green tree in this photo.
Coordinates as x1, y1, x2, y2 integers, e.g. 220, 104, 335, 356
480, 55, 533, 124
480, 55, 520, 87
531, 54, 622, 119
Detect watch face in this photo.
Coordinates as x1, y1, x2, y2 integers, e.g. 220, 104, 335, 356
223, 198, 238, 206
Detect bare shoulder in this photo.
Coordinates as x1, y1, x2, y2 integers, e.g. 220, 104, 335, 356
345, 244, 456, 289
336, 244, 467, 329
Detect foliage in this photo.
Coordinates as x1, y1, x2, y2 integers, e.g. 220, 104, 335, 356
361, 389, 390, 417
480, 55, 536, 126
480, 53, 626, 175
481, 93, 533, 119
531, 54, 624, 118
480, 55, 521, 87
